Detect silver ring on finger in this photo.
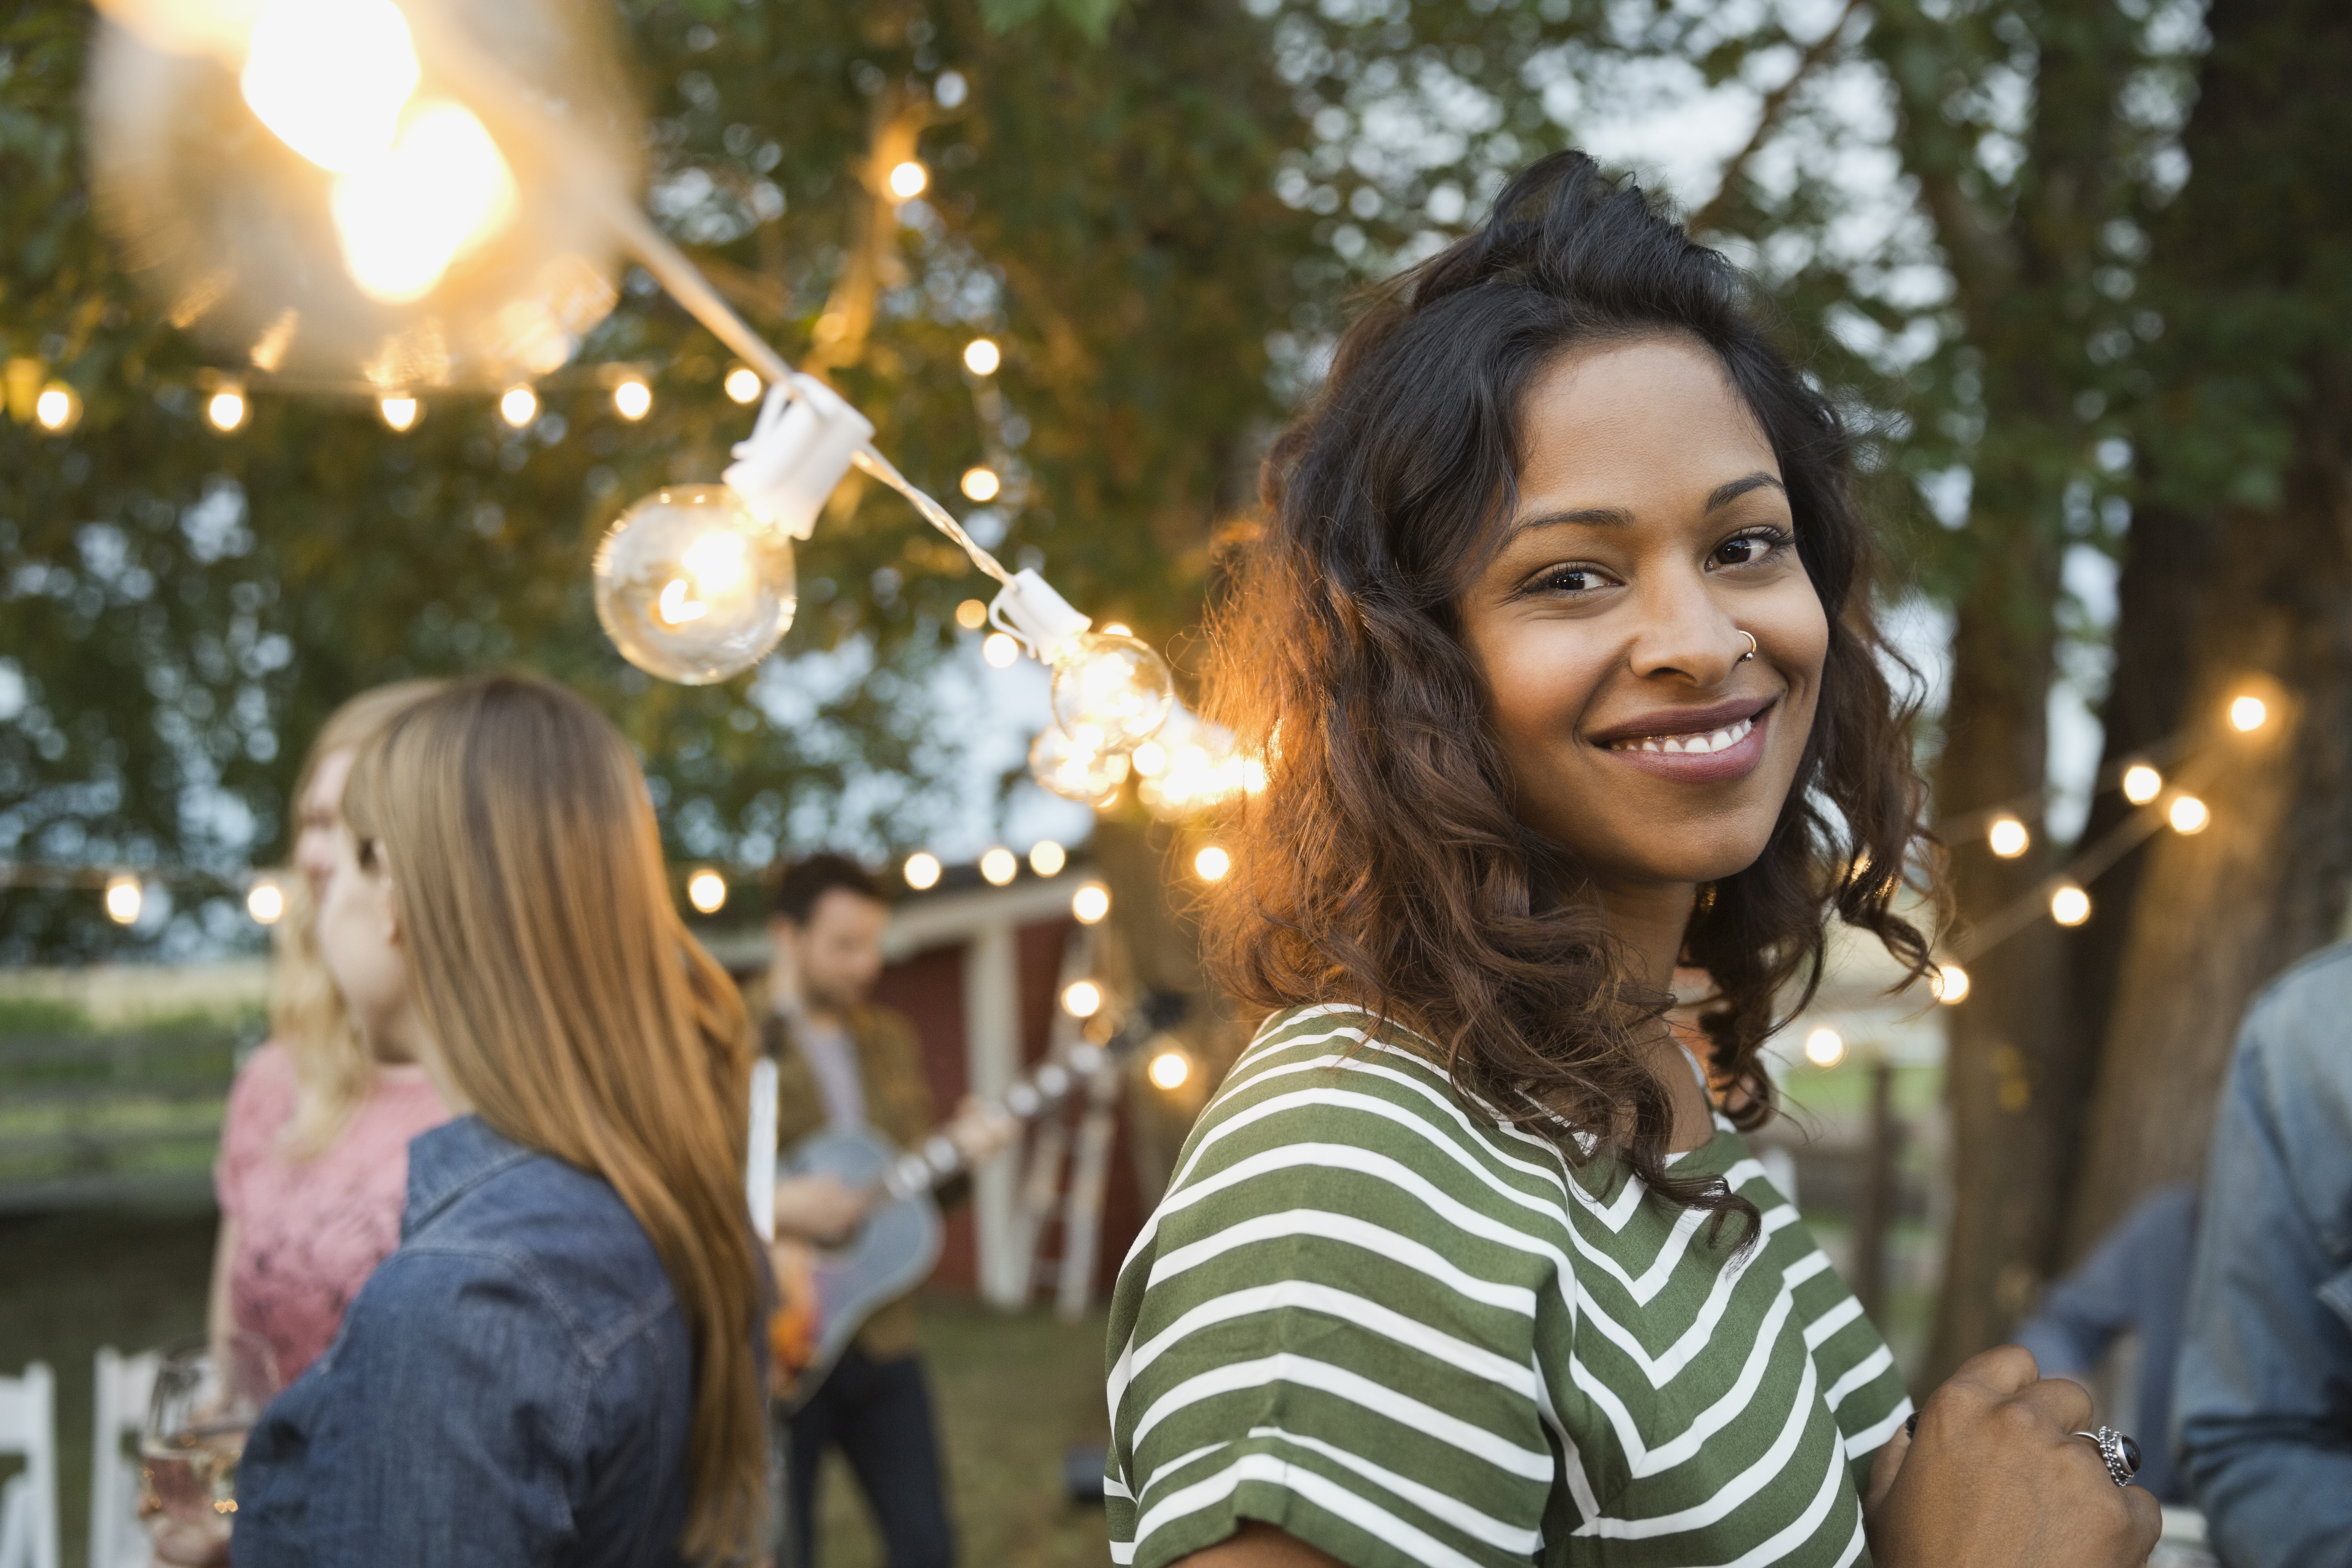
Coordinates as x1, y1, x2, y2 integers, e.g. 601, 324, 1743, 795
2071, 1426, 2142, 1488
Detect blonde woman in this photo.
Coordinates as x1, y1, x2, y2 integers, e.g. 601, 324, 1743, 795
234, 675, 768, 1566
207, 681, 447, 1383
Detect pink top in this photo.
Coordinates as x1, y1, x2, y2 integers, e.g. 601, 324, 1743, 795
214, 1042, 448, 1384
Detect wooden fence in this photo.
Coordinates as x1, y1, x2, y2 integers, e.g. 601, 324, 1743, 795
0, 1030, 245, 1212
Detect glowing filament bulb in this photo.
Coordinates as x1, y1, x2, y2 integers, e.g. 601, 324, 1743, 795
330, 100, 516, 303
963, 338, 1000, 376
613, 378, 653, 420
903, 852, 942, 891
1062, 980, 1102, 1018
961, 466, 1000, 502
2050, 884, 2091, 926
1071, 882, 1110, 924
500, 386, 538, 427
2229, 695, 2268, 732
246, 879, 286, 924
2121, 764, 2162, 805
239, 0, 420, 173
2168, 794, 2211, 835
1049, 632, 1175, 754
1987, 816, 2030, 858
724, 367, 762, 404
1147, 1051, 1190, 1091
686, 869, 727, 913
1193, 845, 1232, 882
656, 579, 706, 626
1929, 963, 1969, 1004
104, 875, 144, 926
886, 160, 929, 199
207, 389, 249, 432
35, 384, 79, 432
1803, 1027, 1845, 1067
982, 632, 1020, 669
593, 485, 796, 684
955, 599, 989, 630
378, 394, 419, 431
1029, 840, 1066, 877
979, 846, 1018, 886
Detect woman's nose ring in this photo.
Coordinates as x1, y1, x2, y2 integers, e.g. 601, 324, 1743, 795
1737, 630, 1758, 664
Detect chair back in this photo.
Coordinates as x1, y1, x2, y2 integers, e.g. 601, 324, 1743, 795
90, 1349, 161, 1568
0, 1362, 60, 1568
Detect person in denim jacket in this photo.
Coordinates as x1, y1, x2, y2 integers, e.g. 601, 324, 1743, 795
2176, 943, 2352, 1568
234, 676, 769, 1567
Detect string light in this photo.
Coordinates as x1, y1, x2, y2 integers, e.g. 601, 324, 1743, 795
1987, 816, 2031, 858
2167, 794, 2211, 835
2050, 883, 2091, 926
1061, 979, 1102, 1018
979, 846, 1018, 886
982, 632, 1020, 668
34, 383, 80, 433
686, 868, 728, 913
1029, 724, 1130, 802
378, 394, 421, 432
1047, 631, 1175, 754
903, 852, 942, 891
962, 338, 1000, 376
327, 100, 516, 304
245, 879, 286, 925
613, 377, 653, 421
1929, 962, 1969, 1005
886, 160, 929, 200
960, 466, 1000, 502
238, 0, 419, 173
1130, 741, 1168, 777
955, 599, 989, 630
1193, 845, 1232, 882
1029, 840, 1067, 877
1802, 1027, 1846, 1067
103, 875, 144, 926
1071, 882, 1110, 924
1147, 1050, 1191, 1091
499, 385, 538, 427
724, 366, 763, 404
592, 485, 796, 684
2122, 764, 2162, 805
207, 387, 249, 432
2229, 695, 2269, 733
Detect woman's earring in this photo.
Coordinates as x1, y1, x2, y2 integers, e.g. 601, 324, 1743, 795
1737, 630, 1758, 663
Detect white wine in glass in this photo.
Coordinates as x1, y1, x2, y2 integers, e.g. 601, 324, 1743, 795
140, 1333, 280, 1566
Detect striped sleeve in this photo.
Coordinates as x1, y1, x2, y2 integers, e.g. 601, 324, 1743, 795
1104, 1009, 1562, 1568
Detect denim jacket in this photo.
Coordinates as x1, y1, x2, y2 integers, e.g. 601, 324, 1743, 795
234, 1116, 697, 1567
2175, 943, 2352, 1568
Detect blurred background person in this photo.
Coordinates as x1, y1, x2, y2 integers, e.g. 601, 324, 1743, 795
758, 852, 957, 1568
2176, 946, 2352, 1568
236, 674, 768, 1565
206, 680, 447, 1385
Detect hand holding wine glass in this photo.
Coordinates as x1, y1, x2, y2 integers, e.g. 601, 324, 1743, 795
140, 1333, 280, 1567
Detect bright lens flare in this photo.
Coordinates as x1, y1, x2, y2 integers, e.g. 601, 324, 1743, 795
1802, 1027, 1845, 1067
2168, 794, 2211, 835
378, 394, 419, 431
1147, 1051, 1191, 1091
963, 338, 1000, 376
960, 466, 1000, 503
245, 880, 286, 924
982, 632, 1020, 669
724, 367, 763, 404
903, 852, 942, 891
1062, 980, 1103, 1019
2229, 695, 2269, 732
1987, 816, 2030, 859
2121, 764, 2162, 805
1929, 963, 1970, 1005
1193, 845, 1232, 882
499, 385, 537, 427
103, 875, 144, 926
886, 160, 929, 199
613, 378, 653, 420
1071, 882, 1110, 924
239, 0, 419, 173
330, 100, 517, 304
980, 846, 1018, 886
2050, 884, 2091, 926
207, 390, 248, 432
686, 869, 728, 913
1029, 840, 1067, 878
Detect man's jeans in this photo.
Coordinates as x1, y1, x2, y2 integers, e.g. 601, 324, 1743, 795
780, 1345, 954, 1568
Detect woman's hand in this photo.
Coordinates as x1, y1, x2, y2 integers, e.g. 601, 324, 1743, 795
770, 1174, 870, 1246
1865, 1346, 2160, 1568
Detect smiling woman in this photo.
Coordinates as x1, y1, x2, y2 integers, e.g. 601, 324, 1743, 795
1104, 154, 2161, 1568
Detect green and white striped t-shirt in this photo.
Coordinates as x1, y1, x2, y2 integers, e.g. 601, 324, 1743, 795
1106, 1004, 1911, 1568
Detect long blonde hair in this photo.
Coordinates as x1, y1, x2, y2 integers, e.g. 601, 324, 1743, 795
272, 680, 445, 1159
342, 674, 764, 1562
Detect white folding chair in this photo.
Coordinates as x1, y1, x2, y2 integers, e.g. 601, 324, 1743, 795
90, 1349, 160, 1568
0, 1361, 60, 1568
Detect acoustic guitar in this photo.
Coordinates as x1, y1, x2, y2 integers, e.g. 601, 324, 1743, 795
762, 993, 1186, 1408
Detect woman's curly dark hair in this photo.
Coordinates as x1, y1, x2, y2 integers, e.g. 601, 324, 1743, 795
1197, 151, 1938, 1231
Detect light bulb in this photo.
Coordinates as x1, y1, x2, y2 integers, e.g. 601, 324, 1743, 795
960, 466, 1000, 502
378, 394, 420, 431
104, 875, 144, 926
980, 846, 1018, 886
2168, 794, 2211, 835
2051, 884, 2091, 926
903, 852, 942, 891
1803, 1027, 1846, 1067
686, 868, 728, 913
330, 100, 516, 304
724, 367, 763, 404
1193, 845, 1232, 882
1062, 980, 1102, 1019
955, 599, 989, 630
1929, 962, 1969, 1005
207, 388, 248, 432
962, 338, 1000, 376
613, 377, 652, 420
1029, 724, 1131, 802
2229, 695, 2268, 732
35, 383, 80, 432
1071, 882, 1110, 924
593, 483, 796, 684
1049, 632, 1174, 754
1987, 816, 2030, 858
239, 0, 419, 174
1147, 1050, 1190, 1091
982, 632, 1020, 668
887, 160, 929, 199
499, 385, 538, 427
2121, 763, 2161, 805
1029, 840, 1067, 878
246, 878, 286, 924
1130, 741, 1167, 777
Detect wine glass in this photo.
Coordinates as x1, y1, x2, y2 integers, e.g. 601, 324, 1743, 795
139, 1334, 280, 1566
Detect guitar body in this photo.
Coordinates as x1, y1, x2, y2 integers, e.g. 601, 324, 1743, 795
769, 1126, 944, 1411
